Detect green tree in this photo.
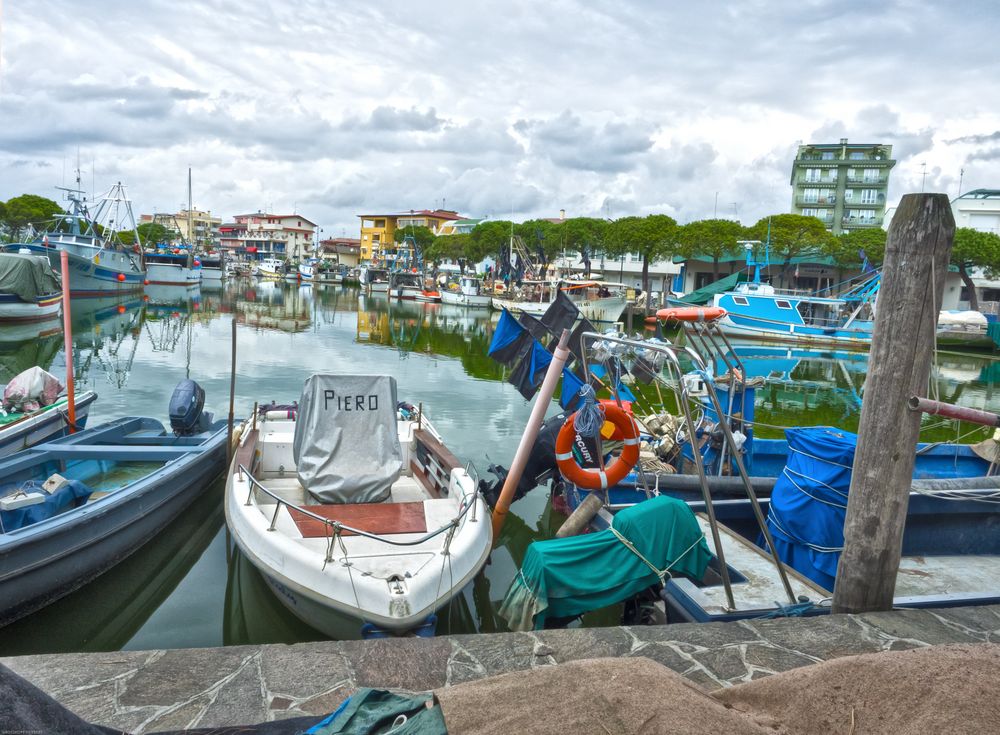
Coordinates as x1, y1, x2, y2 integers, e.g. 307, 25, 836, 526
560, 217, 608, 277
748, 214, 833, 288
2, 194, 63, 241
428, 233, 471, 272
824, 229, 887, 271
677, 218, 745, 281
471, 220, 515, 261
137, 222, 176, 246
606, 214, 678, 297
952, 227, 1000, 311
516, 219, 561, 276
393, 225, 435, 266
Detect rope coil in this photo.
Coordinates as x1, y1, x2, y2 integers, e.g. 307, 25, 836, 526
573, 384, 605, 438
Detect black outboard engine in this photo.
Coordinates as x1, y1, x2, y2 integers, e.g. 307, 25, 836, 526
169, 379, 213, 436
479, 410, 569, 507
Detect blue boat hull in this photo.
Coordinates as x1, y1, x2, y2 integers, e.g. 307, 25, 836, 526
0, 416, 233, 626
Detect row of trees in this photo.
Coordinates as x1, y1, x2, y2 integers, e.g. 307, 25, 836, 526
403, 212, 1000, 306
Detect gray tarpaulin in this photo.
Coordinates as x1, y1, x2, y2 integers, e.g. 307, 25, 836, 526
0, 253, 61, 303
293, 374, 402, 504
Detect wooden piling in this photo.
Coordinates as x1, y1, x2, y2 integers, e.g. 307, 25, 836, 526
831, 194, 954, 614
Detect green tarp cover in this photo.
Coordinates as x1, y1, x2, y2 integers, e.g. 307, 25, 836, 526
307, 688, 446, 734
0, 254, 60, 303
499, 495, 712, 631
678, 271, 747, 305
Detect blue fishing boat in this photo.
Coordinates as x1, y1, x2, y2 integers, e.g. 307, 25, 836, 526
4, 180, 145, 297
0, 380, 238, 626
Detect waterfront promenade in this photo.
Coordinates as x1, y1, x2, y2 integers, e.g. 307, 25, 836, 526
3, 604, 998, 733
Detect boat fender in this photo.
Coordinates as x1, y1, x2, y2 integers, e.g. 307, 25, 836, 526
555, 404, 640, 490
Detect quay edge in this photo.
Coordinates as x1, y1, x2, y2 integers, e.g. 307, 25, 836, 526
2, 604, 999, 733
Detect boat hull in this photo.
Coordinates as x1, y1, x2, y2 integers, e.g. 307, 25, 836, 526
492, 294, 627, 322
145, 262, 202, 286
0, 391, 98, 459
0, 417, 233, 626
0, 292, 62, 322
440, 290, 492, 308
9, 243, 145, 297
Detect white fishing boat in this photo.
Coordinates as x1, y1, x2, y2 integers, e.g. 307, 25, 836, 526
359, 266, 390, 294
492, 279, 628, 323
225, 374, 491, 638
143, 250, 202, 286
257, 258, 286, 280
440, 275, 492, 308
199, 254, 226, 282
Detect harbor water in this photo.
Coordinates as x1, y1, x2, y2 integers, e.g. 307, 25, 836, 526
1, 280, 999, 655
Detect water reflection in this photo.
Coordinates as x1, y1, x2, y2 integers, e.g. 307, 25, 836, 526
0, 281, 999, 650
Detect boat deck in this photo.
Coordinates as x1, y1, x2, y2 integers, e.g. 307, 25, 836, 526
682, 515, 1000, 616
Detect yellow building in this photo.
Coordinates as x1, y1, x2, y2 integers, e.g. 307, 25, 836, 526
358, 209, 463, 262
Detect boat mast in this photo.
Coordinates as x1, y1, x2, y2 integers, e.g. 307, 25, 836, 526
188, 168, 194, 252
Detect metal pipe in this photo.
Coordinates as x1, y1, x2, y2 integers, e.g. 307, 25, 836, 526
907, 396, 1000, 427
491, 329, 572, 540
60, 249, 76, 433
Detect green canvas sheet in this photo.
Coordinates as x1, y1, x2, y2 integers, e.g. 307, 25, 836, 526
679, 271, 747, 305
500, 495, 712, 630
0, 253, 61, 303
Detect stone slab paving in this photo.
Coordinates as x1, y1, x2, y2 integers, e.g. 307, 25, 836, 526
3, 605, 1000, 734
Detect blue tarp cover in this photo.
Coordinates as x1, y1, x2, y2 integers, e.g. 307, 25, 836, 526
0, 480, 93, 533
763, 426, 855, 591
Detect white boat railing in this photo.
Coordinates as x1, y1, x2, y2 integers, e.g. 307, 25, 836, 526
237, 464, 480, 567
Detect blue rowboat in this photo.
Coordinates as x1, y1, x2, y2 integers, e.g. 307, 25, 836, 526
0, 389, 240, 626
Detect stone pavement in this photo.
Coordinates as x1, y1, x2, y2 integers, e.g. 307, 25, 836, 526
4, 605, 1000, 734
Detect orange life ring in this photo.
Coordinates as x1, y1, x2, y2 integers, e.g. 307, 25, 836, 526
555, 403, 641, 489
654, 306, 727, 322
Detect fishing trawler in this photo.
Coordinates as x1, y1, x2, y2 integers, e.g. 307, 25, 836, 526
4, 178, 145, 296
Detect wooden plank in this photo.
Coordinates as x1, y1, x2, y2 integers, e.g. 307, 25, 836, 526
832, 193, 955, 614
411, 460, 442, 499
288, 501, 427, 538
234, 428, 258, 475
414, 428, 461, 471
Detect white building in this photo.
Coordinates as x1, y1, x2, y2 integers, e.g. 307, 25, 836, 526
951, 189, 1000, 310
219, 212, 318, 262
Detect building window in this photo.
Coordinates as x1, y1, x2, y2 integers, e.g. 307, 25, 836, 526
776, 300, 793, 309
844, 190, 854, 202
849, 151, 866, 160
803, 188, 819, 203
861, 189, 878, 204
802, 208, 818, 217
375, 219, 386, 228
821, 151, 835, 160
863, 169, 880, 182
804, 168, 821, 182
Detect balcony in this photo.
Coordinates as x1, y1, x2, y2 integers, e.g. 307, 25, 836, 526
843, 198, 884, 208
846, 176, 888, 186
795, 197, 836, 207
842, 218, 882, 229
796, 177, 839, 186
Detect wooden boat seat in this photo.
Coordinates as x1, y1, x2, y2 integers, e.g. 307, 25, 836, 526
288, 501, 428, 538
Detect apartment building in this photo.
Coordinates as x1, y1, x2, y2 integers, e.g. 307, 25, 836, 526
790, 139, 895, 234
219, 212, 318, 261
357, 209, 463, 262
140, 209, 222, 247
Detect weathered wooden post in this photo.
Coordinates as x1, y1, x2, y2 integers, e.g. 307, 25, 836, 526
831, 194, 954, 614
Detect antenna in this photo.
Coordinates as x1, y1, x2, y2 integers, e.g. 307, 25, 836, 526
958, 168, 965, 198
920, 162, 928, 193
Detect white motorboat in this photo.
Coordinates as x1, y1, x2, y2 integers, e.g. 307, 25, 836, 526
492, 279, 628, 322
257, 258, 286, 280
225, 374, 491, 638
440, 275, 492, 309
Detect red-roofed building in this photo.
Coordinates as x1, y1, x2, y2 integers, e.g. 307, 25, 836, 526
320, 237, 362, 267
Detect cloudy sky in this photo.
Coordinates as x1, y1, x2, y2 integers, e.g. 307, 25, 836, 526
1, 0, 999, 236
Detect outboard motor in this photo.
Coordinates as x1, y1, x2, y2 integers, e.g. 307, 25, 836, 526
169, 379, 213, 436
479, 410, 569, 507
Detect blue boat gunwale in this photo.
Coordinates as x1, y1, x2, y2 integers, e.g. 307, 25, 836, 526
0, 418, 232, 542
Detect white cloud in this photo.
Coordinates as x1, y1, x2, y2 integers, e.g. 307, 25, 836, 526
1, 0, 999, 233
